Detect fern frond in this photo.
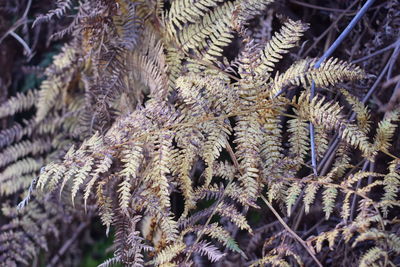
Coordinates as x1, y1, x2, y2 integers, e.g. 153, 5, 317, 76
340, 89, 371, 132
341, 192, 352, 221
0, 139, 51, 169
112, 1, 141, 50
0, 157, 43, 184
130, 33, 169, 100
216, 202, 251, 232
314, 125, 329, 160
250, 254, 290, 267
151, 241, 185, 265
332, 142, 352, 178
97, 184, 114, 236
177, 1, 235, 53
84, 154, 113, 210
233, 0, 274, 30
117, 176, 131, 214
286, 181, 303, 216
173, 146, 197, 217
145, 132, 174, 211
322, 187, 338, 219
381, 159, 400, 217
254, 19, 308, 79
270, 57, 365, 97
194, 241, 226, 263
314, 229, 340, 253
33, 0, 73, 27
373, 109, 400, 152
36, 45, 77, 122
0, 90, 38, 119
71, 157, 94, 204
166, 0, 225, 32
359, 246, 386, 267
0, 173, 36, 197
259, 104, 284, 173
352, 229, 400, 253
296, 92, 375, 159
202, 223, 244, 255
234, 113, 262, 204
303, 182, 318, 214
201, 121, 231, 187
0, 119, 37, 149
98, 256, 121, 267
117, 143, 143, 213
302, 169, 333, 214
288, 108, 309, 165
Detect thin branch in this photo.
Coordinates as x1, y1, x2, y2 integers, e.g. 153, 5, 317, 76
261, 195, 323, 267
309, 0, 376, 176
0, 0, 32, 45
9, 31, 32, 56
302, 0, 359, 57
48, 221, 89, 267
352, 39, 400, 64
289, 0, 358, 14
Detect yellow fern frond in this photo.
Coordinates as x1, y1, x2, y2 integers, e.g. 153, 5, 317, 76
381, 159, 400, 217
177, 2, 235, 53
0, 157, 43, 184
166, 0, 224, 33
359, 246, 386, 267
201, 121, 231, 186
145, 132, 174, 211
234, 113, 262, 203
97, 182, 114, 236
216, 202, 251, 232
270, 57, 365, 97
36, 45, 77, 122
71, 157, 94, 204
286, 181, 303, 216
340, 89, 371, 132
296, 92, 376, 159
83, 154, 113, 210
254, 19, 308, 79
373, 109, 400, 152
151, 241, 185, 265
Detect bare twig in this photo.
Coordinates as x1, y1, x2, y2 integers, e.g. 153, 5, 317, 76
309, 0, 376, 176
0, 0, 32, 45
261, 195, 323, 267
289, 0, 358, 14
48, 221, 89, 267
302, 0, 359, 57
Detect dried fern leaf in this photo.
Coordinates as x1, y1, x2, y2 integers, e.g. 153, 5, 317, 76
254, 18, 308, 79
0, 90, 38, 119
373, 109, 400, 152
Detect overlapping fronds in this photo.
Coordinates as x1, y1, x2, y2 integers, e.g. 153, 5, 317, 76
2, 0, 400, 266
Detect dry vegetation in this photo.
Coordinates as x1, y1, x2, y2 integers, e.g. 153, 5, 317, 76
0, 0, 399, 266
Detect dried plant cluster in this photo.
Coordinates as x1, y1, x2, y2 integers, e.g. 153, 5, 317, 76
0, 0, 399, 266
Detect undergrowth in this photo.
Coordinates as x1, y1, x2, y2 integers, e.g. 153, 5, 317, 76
0, 0, 399, 266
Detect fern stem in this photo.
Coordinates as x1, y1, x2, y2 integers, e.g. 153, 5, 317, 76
350, 160, 370, 221
48, 221, 89, 267
261, 195, 323, 267
310, 0, 376, 176
309, 119, 318, 175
